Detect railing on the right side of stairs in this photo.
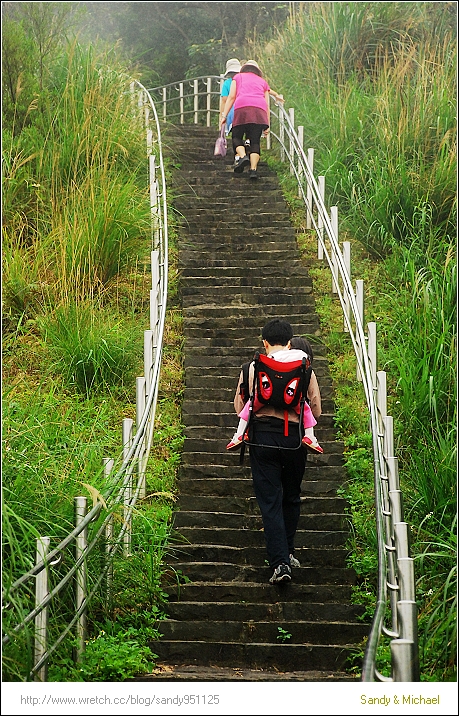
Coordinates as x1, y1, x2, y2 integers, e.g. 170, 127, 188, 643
147, 78, 420, 682
267, 100, 420, 683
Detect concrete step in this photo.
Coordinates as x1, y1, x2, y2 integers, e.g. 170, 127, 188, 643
133, 664, 358, 681
173, 511, 348, 531
173, 527, 348, 548
165, 581, 354, 604
168, 545, 349, 567
149, 640, 356, 672
180, 410, 336, 428
184, 425, 337, 442
158, 618, 368, 645
163, 562, 357, 585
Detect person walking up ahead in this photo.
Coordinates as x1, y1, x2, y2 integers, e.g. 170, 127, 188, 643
220, 60, 284, 180
219, 58, 241, 136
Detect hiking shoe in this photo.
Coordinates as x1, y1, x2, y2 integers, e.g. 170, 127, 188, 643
248, 169, 258, 180
302, 436, 324, 453
289, 553, 301, 568
226, 435, 243, 450
269, 563, 292, 584
233, 155, 250, 173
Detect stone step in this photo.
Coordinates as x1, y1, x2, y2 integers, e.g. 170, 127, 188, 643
158, 618, 368, 645
149, 640, 355, 672
180, 410, 336, 428
180, 265, 308, 279
173, 511, 348, 530
182, 303, 318, 317
182, 290, 314, 308
179, 253, 300, 267
181, 276, 312, 290
179, 450, 344, 468
165, 581, 354, 604
164, 562, 357, 585
176, 474, 347, 494
184, 425, 337, 442
168, 545, 349, 567
178, 233, 298, 246
175, 197, 287, 210
182, 437, 344, 454
133, 664, 358, 681
173, 527, 348, 548
175, 491, 344, 514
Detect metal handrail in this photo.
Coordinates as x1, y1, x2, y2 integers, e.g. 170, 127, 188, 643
140, 77, 419, 681
267, 99, 419, 681
2, 80, 170, 679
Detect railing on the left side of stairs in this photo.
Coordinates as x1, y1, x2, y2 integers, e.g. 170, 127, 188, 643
1, 81, 167, 682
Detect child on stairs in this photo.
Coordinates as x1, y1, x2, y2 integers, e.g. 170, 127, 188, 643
226, 336, 323, 453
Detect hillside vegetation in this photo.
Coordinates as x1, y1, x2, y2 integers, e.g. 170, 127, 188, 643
255, 1, 456, 681
2, 1, 456, 682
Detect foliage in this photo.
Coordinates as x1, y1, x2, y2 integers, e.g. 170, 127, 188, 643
259, 1, 456, 681
2, 27, 184, 682
48, 629, 158, 682
262, 1, 456, 259
39, 304, 139, 395
77, 1, 291, 85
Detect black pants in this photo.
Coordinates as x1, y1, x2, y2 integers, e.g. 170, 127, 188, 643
249, 427, 306, 569
232, 123, 264, 156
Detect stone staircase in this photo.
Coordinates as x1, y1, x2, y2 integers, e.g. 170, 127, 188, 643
142, 124, 366, 682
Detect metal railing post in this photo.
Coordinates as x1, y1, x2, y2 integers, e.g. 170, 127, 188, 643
367, 322, 377, 387
355, 280, 365, 380
144, 330, 154, 396
136, 378, 147, 499
150, 250, 159, 337
75, 496, 87, 663
162, 87, 167, 120
103, 459, 114, 612
34, 536, 50, 681
288, 108, 295, 173
317, 175, 325, 259
122, 419, 134, 557
194, 79, 199, 123
179, 82, 184, 124
330, 206, 339, 293
306, 148, 314, 228
297, 126, 304, 196
206, 77, 212, 127
342, 241, 351, 331
279, 104, 285, 162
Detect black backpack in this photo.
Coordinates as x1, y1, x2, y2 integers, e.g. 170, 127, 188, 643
239, 351, 312, 462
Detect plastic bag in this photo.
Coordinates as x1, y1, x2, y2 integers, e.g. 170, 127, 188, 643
214, 126, 227, 157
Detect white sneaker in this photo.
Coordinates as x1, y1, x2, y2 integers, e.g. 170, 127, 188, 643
289, 553, 301, 568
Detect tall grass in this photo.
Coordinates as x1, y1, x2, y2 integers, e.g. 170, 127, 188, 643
262, 2, 456, 258
2, 35, 184, 681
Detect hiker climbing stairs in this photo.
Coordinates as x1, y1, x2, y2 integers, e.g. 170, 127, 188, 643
143, 125, 367, 681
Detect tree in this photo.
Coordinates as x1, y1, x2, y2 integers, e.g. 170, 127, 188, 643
78, 2, 290, 85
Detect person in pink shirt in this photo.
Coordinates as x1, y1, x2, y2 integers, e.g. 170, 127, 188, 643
220, 60, 284, 179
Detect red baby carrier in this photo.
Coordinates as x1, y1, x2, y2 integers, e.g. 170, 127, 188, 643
240, 351, 312, 463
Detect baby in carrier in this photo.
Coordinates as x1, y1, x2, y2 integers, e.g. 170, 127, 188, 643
226, 336, 323, 453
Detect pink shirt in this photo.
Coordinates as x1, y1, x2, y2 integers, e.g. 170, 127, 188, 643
233, 73, 270, 112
